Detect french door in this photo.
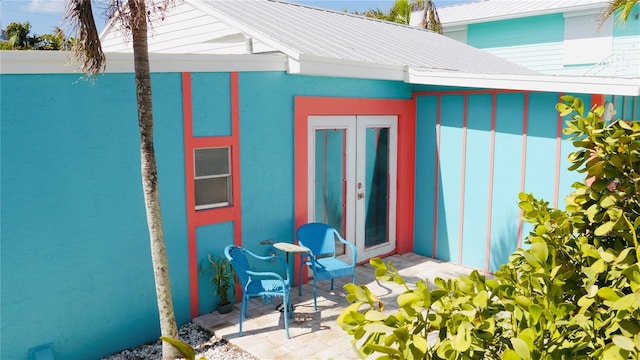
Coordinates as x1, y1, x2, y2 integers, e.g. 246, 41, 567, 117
307, 115, 397, 262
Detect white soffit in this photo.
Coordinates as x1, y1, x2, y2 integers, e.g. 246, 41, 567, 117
407, 67, 640, 96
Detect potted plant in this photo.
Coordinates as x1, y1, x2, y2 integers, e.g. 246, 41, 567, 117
201, 254, 234, 314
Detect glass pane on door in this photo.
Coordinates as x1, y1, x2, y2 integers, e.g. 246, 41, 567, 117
364, 127, 390, 248
314, 129, 346, 255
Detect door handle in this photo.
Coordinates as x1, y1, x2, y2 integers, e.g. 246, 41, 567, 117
358, 192, 365, 199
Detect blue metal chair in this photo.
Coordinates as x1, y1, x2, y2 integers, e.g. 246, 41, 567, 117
297, 223, 357, 311
224, 245, 292, 339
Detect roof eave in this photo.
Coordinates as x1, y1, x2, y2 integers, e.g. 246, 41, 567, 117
407, 68, 640, 96
289, 54, 407, 81
0, 51, 288, 74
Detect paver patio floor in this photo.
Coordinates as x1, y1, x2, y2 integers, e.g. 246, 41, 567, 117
193, 252, 475, 360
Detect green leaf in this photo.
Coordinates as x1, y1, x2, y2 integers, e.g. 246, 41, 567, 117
529, 304, 542, 325
515, 295, 532, 308
560, 95, 575, 103
160, 336, 196, 360
363, 322, 397, 333
370, 257, 385, 268
612, 335, 635, 351
530, 242, 548, 264
452, 324, 471, 352
556, 103, 573, 117
397, 292, 422, 307
473, 290, 488, 308
600, 194, 617, 208
597, 287, 621, 301
365, 343, 402, 356
364, 310, 387, 321
511, 338, 531, 360
610, 294, 636, 310
412, 334, 428, 354
502, 349, 521, 360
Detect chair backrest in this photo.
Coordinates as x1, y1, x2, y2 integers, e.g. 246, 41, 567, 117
296, 223, 339, 257
224, 245, 250, 286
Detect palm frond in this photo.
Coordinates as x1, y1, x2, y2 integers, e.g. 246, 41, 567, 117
599, 0, 638, 29
64, 0, 105, 77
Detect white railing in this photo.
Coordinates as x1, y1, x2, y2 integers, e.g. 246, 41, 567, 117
584, 47, 640, 78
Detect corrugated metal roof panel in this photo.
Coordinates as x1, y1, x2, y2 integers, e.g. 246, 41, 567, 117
435, 0, 609, 26
187, 0, 536, 75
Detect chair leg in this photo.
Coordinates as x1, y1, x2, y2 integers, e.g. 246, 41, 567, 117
330, 278, 334, 290
239, 296, 245, 337
283, 291, 290, 339
312, 277, 318, 311
299, 262, 303, 297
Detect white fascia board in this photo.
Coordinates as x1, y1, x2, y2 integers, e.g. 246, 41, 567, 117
0, 51, 287, 74
407, 67, 640, 96
288, 54, 406, 81
185, 0, 302, 60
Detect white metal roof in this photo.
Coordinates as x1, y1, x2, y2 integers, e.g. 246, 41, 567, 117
101, 0, 536, 76
432, 0, 609, 27
5, 0, 636, 96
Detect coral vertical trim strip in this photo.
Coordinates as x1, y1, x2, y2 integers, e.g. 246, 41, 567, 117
485, 93, 497, 272
517, 93, 529, 248
433, 95, 441, 259
184, 72, 242, 318
554, 92, 564, 209
458, 95, 468, 265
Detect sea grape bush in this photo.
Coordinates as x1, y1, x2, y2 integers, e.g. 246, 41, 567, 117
337, 96, 640, 360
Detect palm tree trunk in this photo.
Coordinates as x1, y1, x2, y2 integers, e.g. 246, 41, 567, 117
128, 0, 181, 358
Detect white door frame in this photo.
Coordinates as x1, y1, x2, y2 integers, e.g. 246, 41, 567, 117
307, 115, 397, 262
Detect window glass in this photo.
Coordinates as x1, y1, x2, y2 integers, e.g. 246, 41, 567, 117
194, 147, 231, 209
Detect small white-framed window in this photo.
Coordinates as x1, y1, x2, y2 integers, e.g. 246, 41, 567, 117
194, 147, 231, 210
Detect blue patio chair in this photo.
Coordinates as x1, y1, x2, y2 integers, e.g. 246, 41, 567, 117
224, 245, 292, 339
297, 223, 357, 311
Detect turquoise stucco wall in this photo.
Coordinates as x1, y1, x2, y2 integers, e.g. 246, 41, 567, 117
236, 72, 411, 261
196, 222, 235, 315
1, 73, 189, 360
413, 91, 589, 272
191, 72, 231, 137
0, 70, 413, 359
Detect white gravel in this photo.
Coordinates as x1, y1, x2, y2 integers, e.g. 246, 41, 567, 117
102, 322, 257, 360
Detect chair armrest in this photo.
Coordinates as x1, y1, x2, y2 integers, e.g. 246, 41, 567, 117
246, 270, 287, 283
336, 236, 357, 264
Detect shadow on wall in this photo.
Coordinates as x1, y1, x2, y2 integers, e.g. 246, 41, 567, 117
434, 165, 451, 262
489, 217, 521, 273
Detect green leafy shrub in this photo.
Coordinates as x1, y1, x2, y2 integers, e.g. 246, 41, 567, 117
337, 96, 640, 360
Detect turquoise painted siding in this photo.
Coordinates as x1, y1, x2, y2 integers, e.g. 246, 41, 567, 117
489, 93, 525, 271
613, 4, 640, 37
414, 95, 438, 257
196, 222, 235, 315
436, 95, 465, 263
414, 91, 591, 272
468, 14, 564, 48
191, 72, 231, 137
1, 73, 189, 360
462, 8, 639, 76
461, 94, 492, 270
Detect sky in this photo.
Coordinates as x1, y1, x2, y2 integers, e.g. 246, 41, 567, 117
1, 0, 469, 36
